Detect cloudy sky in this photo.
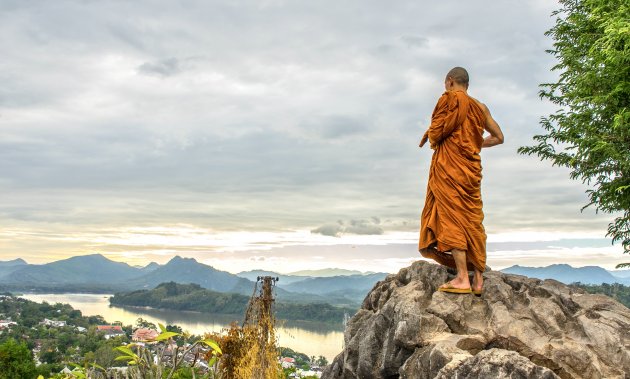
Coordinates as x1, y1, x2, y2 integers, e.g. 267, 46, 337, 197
0, 0, 625, 273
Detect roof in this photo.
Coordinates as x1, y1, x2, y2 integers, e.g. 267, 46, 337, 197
97, 325, 124, 333
132, 328, 159, 341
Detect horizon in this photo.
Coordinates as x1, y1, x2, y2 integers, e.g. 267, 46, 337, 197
3, 242, 627, 275
1, 1, 627, 273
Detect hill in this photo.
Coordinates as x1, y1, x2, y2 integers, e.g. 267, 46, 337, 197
0, 258, 29, 280
236, 270, 309, 285
124, 256, 255, 294
279, 273, 387, 303
609, 269, 630, 279
500, 264, 628, 285
110, 281, 356, 324
287, 268, 375, 277
0, 258, 27, 267
1, 254, 142, 287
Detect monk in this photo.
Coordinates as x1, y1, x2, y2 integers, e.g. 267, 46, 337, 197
418, 67, 504, 295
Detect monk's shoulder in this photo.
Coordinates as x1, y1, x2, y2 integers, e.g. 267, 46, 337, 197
469, 96, 490, 115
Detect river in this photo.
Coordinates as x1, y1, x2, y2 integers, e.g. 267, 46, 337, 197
20, 293, 344, 362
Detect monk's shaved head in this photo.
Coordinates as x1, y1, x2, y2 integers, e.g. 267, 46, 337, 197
446, 67, 469, 87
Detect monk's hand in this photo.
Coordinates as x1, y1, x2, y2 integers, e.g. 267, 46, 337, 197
419, 131, 429, 148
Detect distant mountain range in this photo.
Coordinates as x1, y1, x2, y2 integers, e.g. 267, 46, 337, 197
0, 255, 256, 294
236, 269, 388, 303
0, 255, 388, 307
7, 255, 625, 304
501, 264, 630, 285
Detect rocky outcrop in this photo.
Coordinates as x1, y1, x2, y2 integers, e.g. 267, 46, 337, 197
322, 261, 630, 379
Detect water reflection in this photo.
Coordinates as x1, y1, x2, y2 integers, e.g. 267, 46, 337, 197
20, 293, 344, 361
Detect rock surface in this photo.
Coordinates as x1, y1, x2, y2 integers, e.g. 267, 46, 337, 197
322, 261, 630, 379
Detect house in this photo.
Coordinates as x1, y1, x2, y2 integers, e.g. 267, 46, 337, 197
41, 318, 66, 328
97, 325, 126, 339
75, 326, 87, 332
0, 320, 17, 329
295, 369, 321, 378
132, 328, 159, 342
280, 356, 296, 368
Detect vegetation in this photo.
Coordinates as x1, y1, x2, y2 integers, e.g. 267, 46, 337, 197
0, 295, 133, 378
0, 295, 317, 378
571, 282, 630, 308
0, 339, 38, 379
110, 282, 355, 324
518, 0, 630, 267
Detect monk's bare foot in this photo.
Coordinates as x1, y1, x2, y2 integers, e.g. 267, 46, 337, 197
438, 277, 470, 291
471, 270, 483, 293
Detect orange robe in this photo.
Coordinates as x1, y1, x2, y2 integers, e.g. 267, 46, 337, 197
419, 90, 487, 272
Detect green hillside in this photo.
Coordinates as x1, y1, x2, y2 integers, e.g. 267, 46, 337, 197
110, 282, 356, 324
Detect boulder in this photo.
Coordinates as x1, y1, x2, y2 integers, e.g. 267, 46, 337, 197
322, 261, 630, 379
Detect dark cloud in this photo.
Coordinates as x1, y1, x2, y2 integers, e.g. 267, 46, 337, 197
311, 219, 384, 237
400, 35, 429, 48
311, 224, 343, 237
138, 58, 181, 77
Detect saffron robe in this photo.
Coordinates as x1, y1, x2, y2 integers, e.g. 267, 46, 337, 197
419, 90, 487, 272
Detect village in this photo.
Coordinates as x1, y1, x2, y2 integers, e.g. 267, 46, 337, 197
1, 308, 324, 378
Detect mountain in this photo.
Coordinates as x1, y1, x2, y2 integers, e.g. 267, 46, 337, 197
0, 258, 28, 267
141, 262, 160, 272
0, 254, 142, 287
609, 269, 630, 279
125, 256, 255, 294
0, 258, 30, 280
110, 281, 355, 324
500, 264, 627, 285
280, 273, 388, 297
236, 270, 314, 285
287, 268, 374, 277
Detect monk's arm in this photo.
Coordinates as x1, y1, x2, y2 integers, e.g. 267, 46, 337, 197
480, 104, 504, 148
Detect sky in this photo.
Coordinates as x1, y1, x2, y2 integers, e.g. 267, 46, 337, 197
0, 0, 626, 273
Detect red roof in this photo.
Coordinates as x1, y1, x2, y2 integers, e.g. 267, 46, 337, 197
132, 328, 160, 341
97, 325, 123, 332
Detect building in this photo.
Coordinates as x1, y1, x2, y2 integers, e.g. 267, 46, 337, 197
41, 318, 66, 328
281, 357, 296, 369
0, 320, 17, 329
132, 328, 159, 342
97, 325, 126, 339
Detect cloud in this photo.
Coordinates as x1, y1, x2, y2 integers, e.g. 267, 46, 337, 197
311, 219, 384, 237
400, 35, 429, 49
1, 0, 613, 268
311, 224, 343, 237
137, 57, 181, 77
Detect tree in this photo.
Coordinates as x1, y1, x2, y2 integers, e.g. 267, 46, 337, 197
316, 355, 328, 366
0, 339, 37, 379
519, 0, 630, 267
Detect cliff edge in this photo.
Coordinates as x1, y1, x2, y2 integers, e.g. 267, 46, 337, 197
322, 261, 630, 379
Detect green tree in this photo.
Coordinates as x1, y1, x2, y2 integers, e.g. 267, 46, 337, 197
316, 355, 328, 366
0, 339, 37, 379
519, 0, 630, 267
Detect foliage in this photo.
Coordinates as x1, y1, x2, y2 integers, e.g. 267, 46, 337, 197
518, 0, 630, 267
278, 347, 310, 368
210, 323, 280, 378
571, 282, 630, 308
111, 282, 355, 324
0, 339, 37, 379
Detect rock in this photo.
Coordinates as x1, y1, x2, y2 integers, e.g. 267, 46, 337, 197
321, 261, 630, 379
434, 348, 560, 379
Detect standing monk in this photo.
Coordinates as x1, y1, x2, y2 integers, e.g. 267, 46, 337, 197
418, 67, 504, 295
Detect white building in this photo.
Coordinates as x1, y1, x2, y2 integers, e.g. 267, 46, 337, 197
41, 318, 66, 327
